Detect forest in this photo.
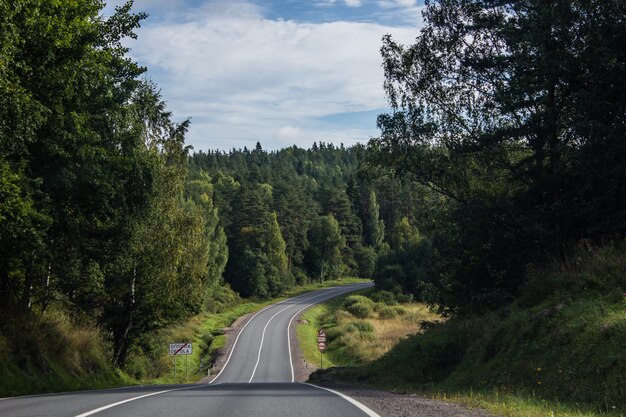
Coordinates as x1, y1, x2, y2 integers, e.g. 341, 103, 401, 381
0, 0, 624, 402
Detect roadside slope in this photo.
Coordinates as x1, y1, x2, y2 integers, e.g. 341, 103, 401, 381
307, 244, 626, 417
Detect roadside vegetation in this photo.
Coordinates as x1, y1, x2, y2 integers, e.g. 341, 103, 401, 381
130, 277, 368, 385
0, 277, 367, 396
306, 244, 626, 417
297, 289, 440, 370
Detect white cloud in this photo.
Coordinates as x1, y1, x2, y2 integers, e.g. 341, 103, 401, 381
276, 126, 303, 141
344, 0, 363, 7
123, 1, 419, 151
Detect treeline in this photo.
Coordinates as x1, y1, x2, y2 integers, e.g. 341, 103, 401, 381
0, 1, 227, 366
189, 143, 434, 298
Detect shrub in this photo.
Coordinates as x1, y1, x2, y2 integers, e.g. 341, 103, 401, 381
373, 302, 387, 312
343, 295, 375, 309
393, 306, 408, 316
345, 301, 373, 318
378, 306, 399, 319
347, 320, 375, 333
293, 269, 309, 285
396, 293, 414, 303
343, 295, 376, 318
368, 290, 398, 305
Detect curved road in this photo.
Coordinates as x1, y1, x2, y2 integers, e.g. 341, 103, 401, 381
0, 282, 378, 417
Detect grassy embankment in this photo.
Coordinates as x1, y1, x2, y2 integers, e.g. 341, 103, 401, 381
0, 277, 368, 396
0, 308, 134, 397
300, 244, 626, 417
297, 290, 440, 370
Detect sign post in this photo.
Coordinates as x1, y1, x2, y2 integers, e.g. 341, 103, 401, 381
169, 342, 192, 381
317, 330, 327, 369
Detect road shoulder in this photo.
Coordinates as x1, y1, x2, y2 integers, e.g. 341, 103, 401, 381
316, 382, 497, 417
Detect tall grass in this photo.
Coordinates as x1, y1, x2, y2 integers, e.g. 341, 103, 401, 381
323, 243, 626, 417
297, 288, 440, 368
0, 308, 132, 397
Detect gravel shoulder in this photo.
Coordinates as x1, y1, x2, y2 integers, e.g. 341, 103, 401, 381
317, 382, 497, 417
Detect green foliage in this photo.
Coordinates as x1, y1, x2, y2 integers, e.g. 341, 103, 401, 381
342, 243, 626, 413
190, 143, 387, 283
377, 306, 396, 319
0, 309, 131, 397
353, 245, 377, 278
366, 289, 397, 306
366, 0, 626, 315
374, 217, 433, 299
378, 305, 407, 319
306, 215, 346, 280
345, 320, 374, 333
0, 0, 229, 370
343, 294, 375, 318
363, 191, 385, 248
224, 183, 292, 298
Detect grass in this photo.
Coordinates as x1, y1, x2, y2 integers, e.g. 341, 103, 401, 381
297, 298, 342, 369
128, 277, 371, 384
426, 390, 618, 417
297, 288, 440, 370
0, 277, 370, 396
0, 308, 134, 397
305, 244, 626, 417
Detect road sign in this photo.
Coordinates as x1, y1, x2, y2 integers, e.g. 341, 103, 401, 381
169, 342, 192, 355
317, 341, 326, 351
317, 329, 326, 343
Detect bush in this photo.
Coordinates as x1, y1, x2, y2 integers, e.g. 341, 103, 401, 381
368, 290, 397, 305
293, 269, 309, 285
378, 306, 399, 319
373, 302, 386, 312
343, 295, 376, 318
393, 306, 408, 316
346, 301, 374, 318
396, 293, 414, 303
343, 295, 375, 309
346, 320, 375, 333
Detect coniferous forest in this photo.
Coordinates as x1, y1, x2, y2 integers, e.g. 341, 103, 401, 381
0, 0, 624, 409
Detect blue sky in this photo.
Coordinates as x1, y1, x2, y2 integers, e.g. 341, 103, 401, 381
102, 0, 424, 151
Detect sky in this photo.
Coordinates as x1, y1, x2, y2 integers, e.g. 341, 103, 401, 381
102, 0, 424, 152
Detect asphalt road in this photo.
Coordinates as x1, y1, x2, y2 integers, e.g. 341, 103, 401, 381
0, 282, 378, 417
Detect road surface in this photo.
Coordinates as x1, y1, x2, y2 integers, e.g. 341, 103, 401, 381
0, 282, 379, 417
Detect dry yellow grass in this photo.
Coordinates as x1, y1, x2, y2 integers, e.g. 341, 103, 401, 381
332, 302, 441, 363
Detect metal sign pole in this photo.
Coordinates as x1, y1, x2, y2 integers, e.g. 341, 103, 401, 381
185, 354, 188, 380
174, 355, 177, 380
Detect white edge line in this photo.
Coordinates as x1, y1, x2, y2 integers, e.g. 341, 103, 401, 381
302, 383, 381, 417
249, 286, 353, 383
73, 385, 199, 417
287, 289, 349, 382
288, 283, 373, 382
208, 287, 341, 384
